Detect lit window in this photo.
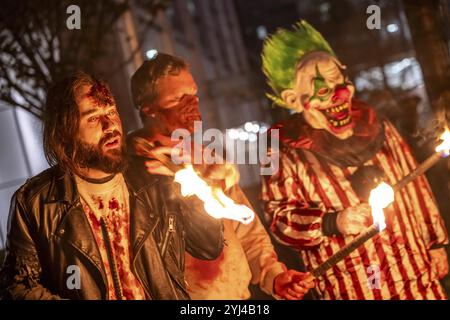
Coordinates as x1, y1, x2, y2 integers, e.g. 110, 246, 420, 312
146, 49, 158, 60
386, 24, 399, 33
256, 25, 267, 40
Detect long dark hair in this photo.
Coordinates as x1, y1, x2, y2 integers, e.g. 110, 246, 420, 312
42, 71, 115, 172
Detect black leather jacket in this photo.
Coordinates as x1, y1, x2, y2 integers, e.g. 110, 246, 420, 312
0, 163, 223, 300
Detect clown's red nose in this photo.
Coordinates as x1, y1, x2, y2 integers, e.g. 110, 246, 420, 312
332, 86, 351, 102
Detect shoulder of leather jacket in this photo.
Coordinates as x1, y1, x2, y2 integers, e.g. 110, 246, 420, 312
123, 158, 161, 193
15, 166, 64, 205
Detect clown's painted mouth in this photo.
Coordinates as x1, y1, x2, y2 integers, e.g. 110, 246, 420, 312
320, 102, 352, 129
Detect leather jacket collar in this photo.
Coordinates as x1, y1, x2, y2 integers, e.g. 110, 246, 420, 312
43, 164, 159, 204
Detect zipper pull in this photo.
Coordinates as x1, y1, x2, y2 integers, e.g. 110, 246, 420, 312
161, 215, 175, 258
168, 216, 175, 233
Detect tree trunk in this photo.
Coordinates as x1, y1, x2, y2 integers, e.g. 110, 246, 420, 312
403, 0, 450, 110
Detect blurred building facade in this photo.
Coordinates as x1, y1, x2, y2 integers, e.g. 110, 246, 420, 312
0, 104, 48, 248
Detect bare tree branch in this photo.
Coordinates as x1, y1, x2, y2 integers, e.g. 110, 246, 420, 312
0, 0, 167, 119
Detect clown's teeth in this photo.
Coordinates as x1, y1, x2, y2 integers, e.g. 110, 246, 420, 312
341, 118, 350, 125
325, 103, 349, 114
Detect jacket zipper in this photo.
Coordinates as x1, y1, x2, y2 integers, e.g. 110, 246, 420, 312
160, 215, 175, 258
160, 215, 185, 299
100, 218, 123, 300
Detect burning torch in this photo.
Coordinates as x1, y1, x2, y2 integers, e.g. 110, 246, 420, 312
134, 137, 255, 225
311, 182, 394, 278
393, 129, 450, 192
312, 128, 450, 279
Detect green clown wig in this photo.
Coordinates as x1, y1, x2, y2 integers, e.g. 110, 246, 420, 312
262, 20, 335, 109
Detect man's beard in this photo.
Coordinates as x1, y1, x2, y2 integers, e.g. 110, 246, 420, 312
74, 131, 127, 174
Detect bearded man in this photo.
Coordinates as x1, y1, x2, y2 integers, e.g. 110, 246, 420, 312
261, 21, 449, 300
0, 71, 223, 300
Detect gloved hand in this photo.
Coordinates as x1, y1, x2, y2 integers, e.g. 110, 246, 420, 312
336, 203, 372, 236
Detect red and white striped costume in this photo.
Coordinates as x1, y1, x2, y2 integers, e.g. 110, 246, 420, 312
262, 106, 448, 300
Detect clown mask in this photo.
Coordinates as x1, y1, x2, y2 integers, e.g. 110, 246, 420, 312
281, 51, 355, 140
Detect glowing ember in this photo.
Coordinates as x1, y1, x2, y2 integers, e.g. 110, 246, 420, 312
174, 165, 255, 224
435, 129, 450, 157
368, 182, 394, 231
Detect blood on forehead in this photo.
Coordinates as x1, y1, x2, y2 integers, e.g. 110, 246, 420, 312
86, 80, 115, 107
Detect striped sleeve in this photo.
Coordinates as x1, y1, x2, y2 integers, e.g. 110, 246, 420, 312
261, 149, 326, 250
385, 121, 449, 248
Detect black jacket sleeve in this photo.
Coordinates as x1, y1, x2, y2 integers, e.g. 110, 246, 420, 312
0, 191, 61, 300
165, 180, 224, 261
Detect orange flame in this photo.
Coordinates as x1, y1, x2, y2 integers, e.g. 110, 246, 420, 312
435, 129, 450, 157
369, 182, 394, 231
174, 165, 255, 224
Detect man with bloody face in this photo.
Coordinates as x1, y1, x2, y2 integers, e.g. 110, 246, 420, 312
128, 53, 315, 300
0, 72, 223, 299
261, 21, 449, 299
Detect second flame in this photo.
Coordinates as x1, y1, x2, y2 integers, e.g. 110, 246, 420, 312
368, 182, 394, 231
435, 129, 450, 157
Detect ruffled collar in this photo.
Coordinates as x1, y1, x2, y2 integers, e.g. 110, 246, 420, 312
270, 99, 385, 167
